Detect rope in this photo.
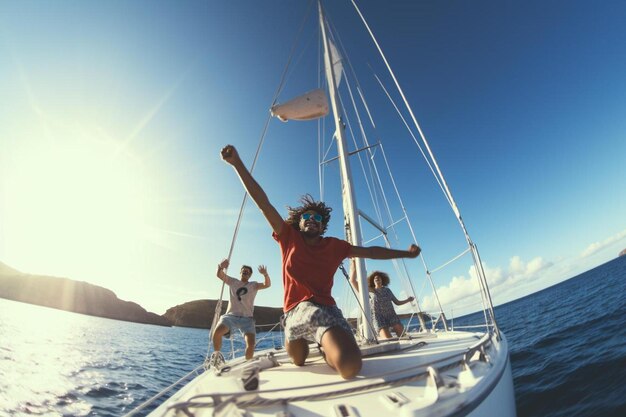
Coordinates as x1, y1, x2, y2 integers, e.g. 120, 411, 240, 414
327, 17, 386, 228
324, 15, 447, 330
350, 0, 498, 331
177, 345, 437, 410
332, 20, 404, 242
338, 262, 378, 340
167, 333, 493, 412
254, 322, 283, 348
372, 73, 452, 208
429, 247, 471, 274
193, 369, 432, 409
322, 18, 426, 331
204, 0, 316, 364
350, 0, 458, 218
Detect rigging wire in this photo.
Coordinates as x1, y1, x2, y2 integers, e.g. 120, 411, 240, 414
325, 15, 387, 229
349, 0, 498, 331
326, 14, 446, 323
371, 72, 453, 209
376, 142, 446, 320
205, 0, 317, 365
324, 16, 425, 322
335, 86, 427, 321
338, 262, 378, 340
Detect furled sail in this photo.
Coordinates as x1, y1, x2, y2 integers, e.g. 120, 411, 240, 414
270, 88, 329, 122
329, 39, 343, 87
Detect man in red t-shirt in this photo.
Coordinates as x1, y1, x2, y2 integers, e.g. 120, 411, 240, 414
221, 145, 420, 379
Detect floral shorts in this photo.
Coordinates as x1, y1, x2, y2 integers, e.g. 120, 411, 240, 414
284, 301, 354, 344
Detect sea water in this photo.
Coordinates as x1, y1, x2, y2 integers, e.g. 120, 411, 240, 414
1, 256, 625, 416
499, 256, 626, 417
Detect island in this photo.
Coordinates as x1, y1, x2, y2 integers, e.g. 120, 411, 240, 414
0, 262, 171, 327
163, 300, 283, 330
0, 261, 282, 329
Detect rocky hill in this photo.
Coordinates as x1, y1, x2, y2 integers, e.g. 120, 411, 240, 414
0, 261, 284, 329
0, 263, 171, 327
0, 261, 433, 331
164, 299, 283, 330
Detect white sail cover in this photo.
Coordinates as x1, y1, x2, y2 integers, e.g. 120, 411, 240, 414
329, 39, 343, 87
270, 88, 329, 122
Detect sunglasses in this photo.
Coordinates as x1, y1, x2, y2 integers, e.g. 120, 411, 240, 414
302, 213, 323, 222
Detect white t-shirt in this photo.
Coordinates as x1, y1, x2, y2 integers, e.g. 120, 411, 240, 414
224, 276, 260, 317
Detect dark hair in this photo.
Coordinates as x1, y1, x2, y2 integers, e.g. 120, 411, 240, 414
367, 271, 390, 291
240, 265, 253, 274
285, 194, 332, 235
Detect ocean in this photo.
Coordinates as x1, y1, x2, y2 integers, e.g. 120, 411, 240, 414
1, 255, 625, 416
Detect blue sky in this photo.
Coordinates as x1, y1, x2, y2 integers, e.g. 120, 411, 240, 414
1, 0, 625, 316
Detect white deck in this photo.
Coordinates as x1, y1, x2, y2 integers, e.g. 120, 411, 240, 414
148, 330, 516, 417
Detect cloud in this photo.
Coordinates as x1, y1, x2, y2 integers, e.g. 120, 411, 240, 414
580, 229, 626, 258
418, 228, 626, 316
421, 274, 481, 312
421, 256, 553, 313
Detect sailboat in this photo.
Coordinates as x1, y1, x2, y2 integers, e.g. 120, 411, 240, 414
133, 1, 516, 416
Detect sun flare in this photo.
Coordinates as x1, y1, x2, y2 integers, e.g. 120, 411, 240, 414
3, 129, 157, 282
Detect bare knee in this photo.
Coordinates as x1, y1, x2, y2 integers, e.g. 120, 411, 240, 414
292, 357, 306, 366
321, 327, 362, 379
286, 339, 309, 366
379, 327, 392, 339
212, 324, 229, 350
334, 350, 362, 379
212, 324, 229, 338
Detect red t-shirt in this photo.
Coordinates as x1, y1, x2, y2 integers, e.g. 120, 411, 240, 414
273, 222, 351, 312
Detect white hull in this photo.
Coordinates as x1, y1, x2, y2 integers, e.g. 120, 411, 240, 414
148, 330, 516, 417
467, 356, 516, 417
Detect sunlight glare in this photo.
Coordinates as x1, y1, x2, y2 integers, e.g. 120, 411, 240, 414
4, 131, 156, 282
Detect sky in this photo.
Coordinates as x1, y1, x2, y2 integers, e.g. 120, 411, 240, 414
1, 0, 625, 318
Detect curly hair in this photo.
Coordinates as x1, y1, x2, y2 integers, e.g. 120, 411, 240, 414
367, 270, 390, 291
285, 194, 332, 235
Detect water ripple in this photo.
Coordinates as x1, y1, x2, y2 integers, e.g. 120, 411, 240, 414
1, 256, 625, 416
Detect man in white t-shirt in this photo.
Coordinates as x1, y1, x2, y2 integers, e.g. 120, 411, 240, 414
211, 259, 271, 363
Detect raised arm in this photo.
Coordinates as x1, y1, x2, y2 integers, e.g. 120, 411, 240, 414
348, 258, 359, 292
257, 265, 272, 290
216, 258, 229, 282
349, 244, 421, 260
221, 144, 283, 235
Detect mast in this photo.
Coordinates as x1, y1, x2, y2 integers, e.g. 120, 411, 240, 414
318, 1, 375, 342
